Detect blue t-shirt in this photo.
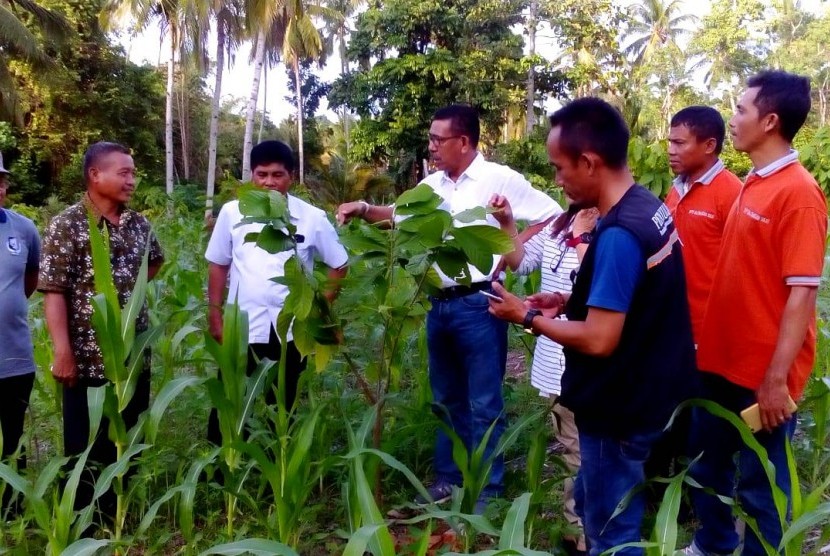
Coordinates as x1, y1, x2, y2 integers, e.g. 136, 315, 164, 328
0, 208, 40, 377
586, 227, 644, 312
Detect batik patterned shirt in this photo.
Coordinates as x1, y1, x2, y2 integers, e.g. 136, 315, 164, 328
38, 196, 164, 381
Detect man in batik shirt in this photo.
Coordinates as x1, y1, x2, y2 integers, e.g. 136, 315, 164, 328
39, 142, 164, 518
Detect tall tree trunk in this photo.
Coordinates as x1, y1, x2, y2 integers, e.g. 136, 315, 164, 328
293, 57, 305, 185
206, 17, 226, 218
258, 63, 267, 143
525, 0, 538, 137
339, 28, 350, 155
178, 67, 190, 181
165, 27, 176, 195
242, 31, 266, 182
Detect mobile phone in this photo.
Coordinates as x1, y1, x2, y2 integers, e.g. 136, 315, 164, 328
479, 290, 504, 302
740, 396, 798, 433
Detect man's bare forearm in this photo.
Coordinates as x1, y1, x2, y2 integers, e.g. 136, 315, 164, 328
44, 292, 72, 355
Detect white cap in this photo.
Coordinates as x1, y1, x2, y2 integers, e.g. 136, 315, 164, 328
0, 152, 9, 175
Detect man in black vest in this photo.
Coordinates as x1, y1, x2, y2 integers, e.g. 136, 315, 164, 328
488, 97, 697, 556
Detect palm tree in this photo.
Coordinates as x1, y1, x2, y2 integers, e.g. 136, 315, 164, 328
0, 0, 70, 124
283, 8, 325, 185
624, 0, 696, 65
205, 0, 243, 217
101, 0, 203, 195
321, 0, 363, 153
240, 0, 334, 184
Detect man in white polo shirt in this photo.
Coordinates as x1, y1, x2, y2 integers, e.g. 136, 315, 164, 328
336, 105, 560, 510
205, 140, 348, 444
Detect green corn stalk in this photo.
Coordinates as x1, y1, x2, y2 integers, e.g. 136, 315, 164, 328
436, 407, 542, 516
204, 301, 274, 537
443, 493, 553, 555
0, 388, 108, 555
236, 400, 327, 545
86, 209, 164, 542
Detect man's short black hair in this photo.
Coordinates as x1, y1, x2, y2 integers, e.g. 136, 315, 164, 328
747, 70, 811, 142
250, 140, 295, 173
432, 104, 480, 147
83, 142, 131, 183
670, 106, 726, 154
548, 98, 630, 169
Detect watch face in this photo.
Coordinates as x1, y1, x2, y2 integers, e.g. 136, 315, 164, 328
580, 232, 592, 243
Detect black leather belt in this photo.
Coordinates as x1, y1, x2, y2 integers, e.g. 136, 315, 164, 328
430, 281, 493, 301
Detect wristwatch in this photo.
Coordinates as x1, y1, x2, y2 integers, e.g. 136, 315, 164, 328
565, 232, 592, 248
523, 309, 542, 336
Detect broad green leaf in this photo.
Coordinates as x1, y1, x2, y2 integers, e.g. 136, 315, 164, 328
499, 493, 531, 549
60, 538, 112, 556
779, 502, 830, 548
245, 227, 295, 254
454, 206, 491, 223
434, 246, 472, 286
199, 539, 300, 556
145, 375, 204, 443
651, 472, 684, 555
342, 524, 395, 556
451, 225, 512, 274
238, 187, 271, 217
395, 182, 437, 206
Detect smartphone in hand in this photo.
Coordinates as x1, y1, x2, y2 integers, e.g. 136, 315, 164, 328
479, 290, 504, 303
740, 396, 797, 433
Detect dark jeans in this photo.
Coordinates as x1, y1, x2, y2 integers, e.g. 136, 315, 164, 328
0, 372, 35, 515
689, 372, 795, 556
207, 328, 306, 446
426, 290, 508, 494
575, 428, 664, 556
63, 371, 151, 517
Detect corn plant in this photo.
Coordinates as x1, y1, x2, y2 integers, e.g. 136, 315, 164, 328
0, 389, 107, 554
237, 400, 328, 545
436, 408, 542, 517
85, 210, 167, 541
203, 301, 274, 537
445, 493, 552, 556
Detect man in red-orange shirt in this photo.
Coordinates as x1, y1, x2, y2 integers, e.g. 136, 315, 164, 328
665, 106, 741, 343
684, 72, 827, 556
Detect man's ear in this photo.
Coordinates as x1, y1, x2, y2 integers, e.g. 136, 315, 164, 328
704, 137, 718, 156
762, 112, 780, 135
581, 152, 601, 175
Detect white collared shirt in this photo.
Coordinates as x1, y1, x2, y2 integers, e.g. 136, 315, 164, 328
421, 153, 561, 287
205, 194, 348, 343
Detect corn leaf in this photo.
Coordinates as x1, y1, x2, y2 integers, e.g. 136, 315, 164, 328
198, 539, 300, 556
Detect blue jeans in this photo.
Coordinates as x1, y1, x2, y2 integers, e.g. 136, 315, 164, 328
427, 290, 508, 494
575, 429, 664, 556
689, 373, 795, 556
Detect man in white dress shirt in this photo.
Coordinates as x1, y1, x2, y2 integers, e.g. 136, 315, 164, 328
337, 105, 560, 509
205, 140, 348, 445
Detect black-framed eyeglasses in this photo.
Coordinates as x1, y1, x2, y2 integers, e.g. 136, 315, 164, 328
549, 247, 567, 275
428, 134, 462, 146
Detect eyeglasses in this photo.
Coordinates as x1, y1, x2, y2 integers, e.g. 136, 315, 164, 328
549, 247, 567, 275
428, 134, 462, 146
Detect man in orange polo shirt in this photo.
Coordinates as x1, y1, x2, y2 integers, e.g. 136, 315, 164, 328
684, 72, 827, 556
665, 106, 741, 342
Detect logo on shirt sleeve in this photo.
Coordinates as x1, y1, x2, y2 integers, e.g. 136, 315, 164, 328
651, 204, 673, 236
6, 236, 21, 255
